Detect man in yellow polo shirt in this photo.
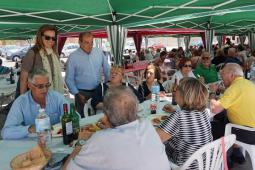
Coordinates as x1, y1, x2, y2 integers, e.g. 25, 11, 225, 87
211, 63, 255, 166
211, 63, 255, 127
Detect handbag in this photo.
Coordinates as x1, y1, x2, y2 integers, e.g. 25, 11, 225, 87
15, 48, 36, 98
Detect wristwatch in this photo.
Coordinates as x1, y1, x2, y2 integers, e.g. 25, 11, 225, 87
75, 139, 86, 147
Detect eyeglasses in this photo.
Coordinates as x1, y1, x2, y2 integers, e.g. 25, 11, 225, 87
43, 35, 56, 41
183, 64, 192, 68
32, 82, 51, 89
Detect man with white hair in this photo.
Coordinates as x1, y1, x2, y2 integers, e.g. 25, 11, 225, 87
211, 63, 255, 166
211, 63, 255, 127
64, 86, 169, 170
1, 68, 67, 139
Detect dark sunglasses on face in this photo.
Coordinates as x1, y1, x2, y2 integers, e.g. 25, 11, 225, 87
32, 82, 51, 89
43, 35, 56, 41
183, 64, 192, 68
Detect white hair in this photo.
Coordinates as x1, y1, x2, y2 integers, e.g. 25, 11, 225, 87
224, 63, 244, 77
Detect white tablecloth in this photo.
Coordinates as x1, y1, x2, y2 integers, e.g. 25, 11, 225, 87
0, 100, 175, 170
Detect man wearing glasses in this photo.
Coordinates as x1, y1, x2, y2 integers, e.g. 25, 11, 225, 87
65, 32, 110, 118
194, 52, 218, 84
1, 68, 67, 139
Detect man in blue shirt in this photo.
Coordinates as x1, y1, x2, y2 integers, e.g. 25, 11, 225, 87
65, 32, 110, 118
1, 68, 67, 139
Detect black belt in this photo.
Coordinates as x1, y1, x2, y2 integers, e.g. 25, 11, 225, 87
79, 89, 95, 92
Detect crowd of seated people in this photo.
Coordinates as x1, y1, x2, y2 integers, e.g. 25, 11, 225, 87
3, 31, 255, 170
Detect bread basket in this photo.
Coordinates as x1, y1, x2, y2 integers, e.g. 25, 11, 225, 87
10, 145, 52, 170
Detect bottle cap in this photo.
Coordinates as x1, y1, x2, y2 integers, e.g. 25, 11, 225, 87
39, 108, 45, 113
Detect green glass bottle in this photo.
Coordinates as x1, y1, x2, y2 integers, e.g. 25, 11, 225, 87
70, 103, 80, 140
61, 103, 73, 145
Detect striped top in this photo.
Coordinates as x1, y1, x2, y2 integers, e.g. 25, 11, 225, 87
159, 109, 212, 167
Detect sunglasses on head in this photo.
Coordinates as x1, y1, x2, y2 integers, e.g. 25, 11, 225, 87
183, 64, 192, 68
43, 35, 56, 41
32, 82, 51, 89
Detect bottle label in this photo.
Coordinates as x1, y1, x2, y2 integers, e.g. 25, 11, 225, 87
35, 117, 50, 133
66, 121, 73, 135
150, 103, 157, 110
152, 85, 160, 94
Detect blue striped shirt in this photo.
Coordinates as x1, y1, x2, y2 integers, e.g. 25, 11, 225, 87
65, 47, 110, 95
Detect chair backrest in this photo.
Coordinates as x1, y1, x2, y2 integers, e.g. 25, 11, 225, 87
83, 98, 95, 118
179, 134, 236, 170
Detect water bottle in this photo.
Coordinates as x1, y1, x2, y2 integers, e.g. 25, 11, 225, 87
35, 107, 51, 148
151, 79, 160, 114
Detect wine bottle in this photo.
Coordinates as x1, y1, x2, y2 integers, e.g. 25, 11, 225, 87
61, 104, 73, 145
70, 103, 80, 140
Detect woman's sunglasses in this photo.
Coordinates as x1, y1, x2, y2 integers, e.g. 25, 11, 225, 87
43, 35, 56, 41
183, 64, 192, 68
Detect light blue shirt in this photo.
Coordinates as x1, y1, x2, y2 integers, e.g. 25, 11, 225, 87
67, 120, 170, 170
65, 47, 110, 95
1, 90, 68, 139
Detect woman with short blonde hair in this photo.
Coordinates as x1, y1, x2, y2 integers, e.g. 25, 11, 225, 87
91, 66, 143, 111
157, 77, 212, 168
177, 76, 208, 111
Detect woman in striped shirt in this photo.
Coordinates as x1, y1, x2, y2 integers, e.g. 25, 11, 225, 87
157, 77, 212, 167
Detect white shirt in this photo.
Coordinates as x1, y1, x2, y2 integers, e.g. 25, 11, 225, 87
162, 70, 196, 92
67, 120, 170, 170
170, 70, 196, 84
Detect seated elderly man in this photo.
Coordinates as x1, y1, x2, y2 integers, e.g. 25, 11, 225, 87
63, 86, 169, 170
211, 63, 255, 128
1, 68, 67, 139
211, 63, 255, 165
194, 52, 218, 84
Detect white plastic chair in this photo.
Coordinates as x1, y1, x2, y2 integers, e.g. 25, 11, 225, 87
83, 98, 95, 118
170, 134, 236, 170
225, 123, 255, 170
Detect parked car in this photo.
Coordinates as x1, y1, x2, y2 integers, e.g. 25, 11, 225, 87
6, 46, 30, 61
1, 45, 19, 58
60, 43, 79, 57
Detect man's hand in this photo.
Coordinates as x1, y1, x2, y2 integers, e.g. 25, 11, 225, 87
78, 127, 93, 140
28, 125, 36, 134
97, 115, 112, 129
209, 83, 218, 93
76, 93, 86, 104
210, 99, 224, 114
